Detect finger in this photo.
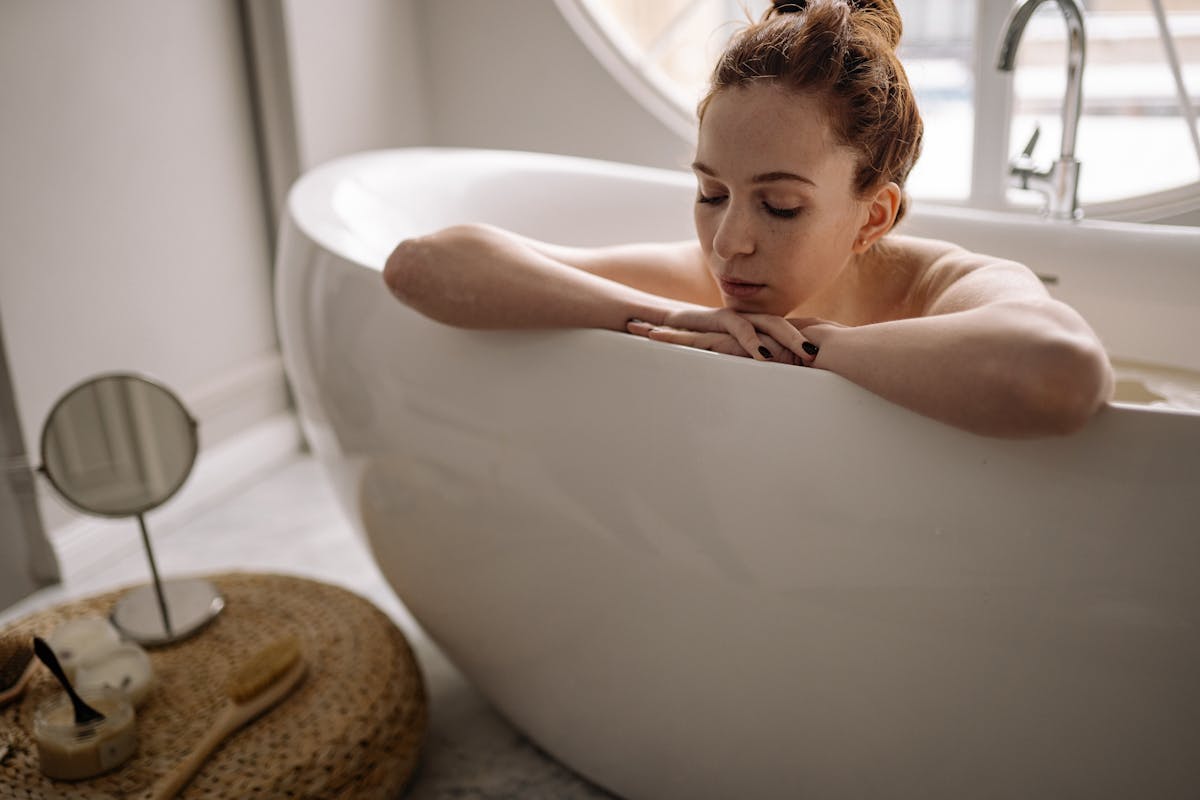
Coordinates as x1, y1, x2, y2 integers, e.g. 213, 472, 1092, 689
710, 335, 753, 357
649, 329, 754, 358
626, 319, 654, 337
790, 319, 844, 361
745, 314, 818, 365
646, 327, 703, 347
705, 332, 788, 362
718, 311, 773, 361
667, 309, 770, 360
714, 343, 750, 357
647, 328, 722, 348
755, 333, 804, 366
745, 314, 811, 356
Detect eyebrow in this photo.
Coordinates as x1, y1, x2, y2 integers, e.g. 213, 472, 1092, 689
691, 161, 817, 188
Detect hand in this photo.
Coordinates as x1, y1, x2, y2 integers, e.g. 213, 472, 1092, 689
782, 316, 848, 366
626, 308, 828, 366
627, 321, 806, 365
632, 308, 818, 364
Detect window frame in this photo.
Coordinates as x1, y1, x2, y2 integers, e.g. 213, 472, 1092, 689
553, 0, 1200, 221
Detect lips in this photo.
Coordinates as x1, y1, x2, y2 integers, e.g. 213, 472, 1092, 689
719, 276, 765, 298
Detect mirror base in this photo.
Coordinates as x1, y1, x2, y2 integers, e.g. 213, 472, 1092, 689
111, 578, 225, 646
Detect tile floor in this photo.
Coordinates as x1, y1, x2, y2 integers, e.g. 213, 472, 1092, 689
2, 454, 616, 799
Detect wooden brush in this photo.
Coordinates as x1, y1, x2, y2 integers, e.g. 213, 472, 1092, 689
0, 635, 36, 707
150, 636, 307, 800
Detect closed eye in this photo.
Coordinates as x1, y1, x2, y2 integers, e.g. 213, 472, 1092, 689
696, 192, 726, 206
764, 202, 801, 219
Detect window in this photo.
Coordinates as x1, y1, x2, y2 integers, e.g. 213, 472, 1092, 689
554, 0, 1200, 219
1010, 0, 1200, 209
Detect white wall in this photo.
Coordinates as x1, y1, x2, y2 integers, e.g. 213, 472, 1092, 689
424, 0, 693, 171
284, 0, 431, 171
0, 1, 288, 531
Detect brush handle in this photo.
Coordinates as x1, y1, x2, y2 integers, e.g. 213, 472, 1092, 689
150, 705, 237, 800
149, 659, 305, 800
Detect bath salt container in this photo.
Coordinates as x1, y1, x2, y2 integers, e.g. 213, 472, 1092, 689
45, 617, 122, 680
34, 686, 138, 780
75, 642, 155, 707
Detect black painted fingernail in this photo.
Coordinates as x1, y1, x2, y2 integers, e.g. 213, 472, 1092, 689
802, 342, 819, 356
758, 346, 772, 359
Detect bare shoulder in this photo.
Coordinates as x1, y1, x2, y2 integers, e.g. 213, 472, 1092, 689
882, 234, 1048, 316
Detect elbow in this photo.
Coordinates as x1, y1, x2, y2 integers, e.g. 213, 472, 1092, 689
383, 224, 491, 305
383, 237, 425, 304
1020, 335, 1113, 436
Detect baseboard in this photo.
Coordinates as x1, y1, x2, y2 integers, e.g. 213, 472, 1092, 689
49, 412, 304, 573
185, 351, 294, 451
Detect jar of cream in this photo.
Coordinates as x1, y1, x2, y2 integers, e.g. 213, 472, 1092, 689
45, 617, 121, 681
75, 643, 155, 707
34, 686, 138, 780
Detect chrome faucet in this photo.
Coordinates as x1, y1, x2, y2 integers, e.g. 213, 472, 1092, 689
996, 0, 1087, 220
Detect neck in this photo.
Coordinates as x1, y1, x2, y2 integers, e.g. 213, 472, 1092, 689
786, 243, 908, 325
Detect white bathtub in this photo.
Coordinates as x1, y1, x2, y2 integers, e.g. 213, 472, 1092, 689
276, 148, 1200, 800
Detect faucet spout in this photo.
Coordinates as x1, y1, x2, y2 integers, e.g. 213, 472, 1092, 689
996, 0, 1087, 219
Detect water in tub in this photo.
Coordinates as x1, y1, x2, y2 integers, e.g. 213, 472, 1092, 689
1110, 358, 1200, 411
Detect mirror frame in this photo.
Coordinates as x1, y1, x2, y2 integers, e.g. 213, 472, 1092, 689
38, 371, 200, 518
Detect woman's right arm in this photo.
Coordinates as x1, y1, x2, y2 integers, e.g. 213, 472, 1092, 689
382, 223, 717, 332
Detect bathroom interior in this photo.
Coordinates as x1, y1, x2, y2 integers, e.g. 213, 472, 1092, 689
1, 1, 1199, 798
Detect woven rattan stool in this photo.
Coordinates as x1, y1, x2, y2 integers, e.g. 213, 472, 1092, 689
0, 572, 427, 799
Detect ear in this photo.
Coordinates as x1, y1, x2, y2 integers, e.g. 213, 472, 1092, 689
852, 181, 901, 254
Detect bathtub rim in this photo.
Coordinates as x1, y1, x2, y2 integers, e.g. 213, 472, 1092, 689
286, 146, 1200, 270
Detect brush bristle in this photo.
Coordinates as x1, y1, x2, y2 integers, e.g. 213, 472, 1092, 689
0, 635, 34, 691
227, 636, 302, 704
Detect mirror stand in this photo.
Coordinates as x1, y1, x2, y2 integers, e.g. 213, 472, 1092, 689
108, 513, 224, 646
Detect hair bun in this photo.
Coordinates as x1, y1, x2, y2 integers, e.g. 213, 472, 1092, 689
770, 1, 902, 49
847, 0, 903, 49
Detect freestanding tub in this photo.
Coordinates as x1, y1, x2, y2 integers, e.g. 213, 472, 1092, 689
276, 148, 1200, 800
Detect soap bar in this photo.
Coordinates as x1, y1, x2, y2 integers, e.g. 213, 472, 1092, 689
45, 617, 121, 679
75, 643, 155, 707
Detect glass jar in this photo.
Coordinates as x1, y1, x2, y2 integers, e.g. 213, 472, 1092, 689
34, 686, 138, 780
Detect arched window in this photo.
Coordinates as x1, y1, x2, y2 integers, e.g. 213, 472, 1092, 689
554, 0, 1200, 220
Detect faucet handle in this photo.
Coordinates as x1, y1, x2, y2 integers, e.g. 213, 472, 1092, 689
1019, 124, 1041, 159
1009, 124, 1046, 188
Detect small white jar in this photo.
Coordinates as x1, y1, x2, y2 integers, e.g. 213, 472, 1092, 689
75, 643, 156, 707
45, 617, 121, 680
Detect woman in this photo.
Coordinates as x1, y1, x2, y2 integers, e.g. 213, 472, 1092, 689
383, 0, 1112, 438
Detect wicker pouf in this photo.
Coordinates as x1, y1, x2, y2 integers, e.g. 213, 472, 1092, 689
0, 572, 427, 799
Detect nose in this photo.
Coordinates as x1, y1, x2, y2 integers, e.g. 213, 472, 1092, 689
711, 201, 755, 261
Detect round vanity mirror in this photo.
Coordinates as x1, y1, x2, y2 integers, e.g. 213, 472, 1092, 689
42, 374, 199, 516
39, 373, 224, 646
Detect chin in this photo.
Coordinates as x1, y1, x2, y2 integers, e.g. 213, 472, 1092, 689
724, 297, 790, 317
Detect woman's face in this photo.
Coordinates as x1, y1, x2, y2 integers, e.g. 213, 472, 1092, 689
693, 84, 870, 317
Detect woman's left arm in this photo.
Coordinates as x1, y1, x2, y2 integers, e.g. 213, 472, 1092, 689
806, 251, 1114, 438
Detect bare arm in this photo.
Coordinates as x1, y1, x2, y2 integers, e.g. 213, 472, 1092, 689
808, 246, 1114, 437
382, 223, 717, 331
